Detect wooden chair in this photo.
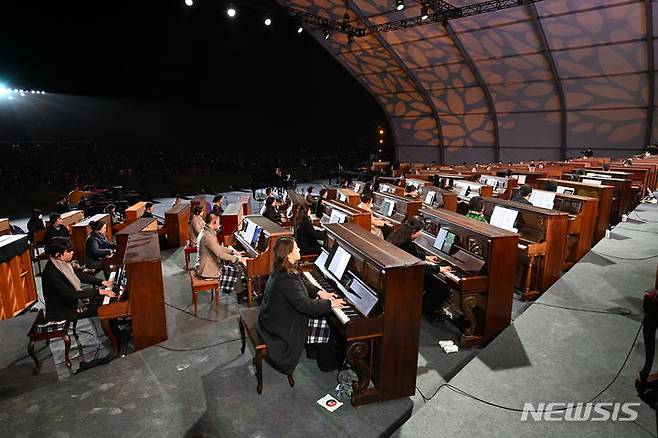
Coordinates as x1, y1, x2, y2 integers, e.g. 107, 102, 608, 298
184, 244, 198, 271
27, 309, 82, 374
189, 271, 219, 316
239, 307, 294, 394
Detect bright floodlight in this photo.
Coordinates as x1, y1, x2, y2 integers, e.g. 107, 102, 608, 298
227, 6, 236, 17
264, 16, 272, 26
297, 26, 303, 34
396, 0, 404, 11
185, 0, 193, 6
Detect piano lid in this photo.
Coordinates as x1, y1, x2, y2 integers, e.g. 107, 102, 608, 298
164, 202, 190, 215
243, 215, 289, 234
419, 207, 517, 238
117, 218, 159, 236
324, 222, 423, 268
123, 232, 161, 264
73, 213, 108, 228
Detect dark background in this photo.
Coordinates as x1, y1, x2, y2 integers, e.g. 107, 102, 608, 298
0, 0, 389, 151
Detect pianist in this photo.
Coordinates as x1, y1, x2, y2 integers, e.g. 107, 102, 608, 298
55, 194, 68, 214
84, 220, 117, 271
27, 209, 45, 244
511, 185, 532, 205
104, 204, 122, 225
315, 189, 328, 219
357, 193, 385, 239
141, 202, 155, 218
404, 184, 419, 199
42, 237, 116, 321
212, 194, 225, 216
196, 212, 248, 298
188, 205, 204, 246
387, 216, 438, 263
293, 204, 325, 256
261, 197, 282, 225
465, 197, 488, 223
45, 213, 71, 245
257, 238, 345, 374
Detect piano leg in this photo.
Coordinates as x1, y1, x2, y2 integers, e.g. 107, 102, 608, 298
247, 278, 253, 307
101, 319, 119, 357
347, 341, 371, 393
522, 256, 540, 301
460, 295, 483, 348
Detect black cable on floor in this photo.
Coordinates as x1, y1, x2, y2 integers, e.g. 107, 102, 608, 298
155, 338, 241, 352
416, 322, 643, 412
592, 251, 658, 261
533, 302, 634, 316
165, 302, 219, 322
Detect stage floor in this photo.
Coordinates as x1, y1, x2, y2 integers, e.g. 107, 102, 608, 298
1, 187, 655, 437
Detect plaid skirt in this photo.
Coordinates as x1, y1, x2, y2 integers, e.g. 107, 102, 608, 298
307, 317, 330, 344
219, 261, 241, 293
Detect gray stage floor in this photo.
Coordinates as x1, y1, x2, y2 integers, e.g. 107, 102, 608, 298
2, 187, 656, 437
396, 201, 658, 437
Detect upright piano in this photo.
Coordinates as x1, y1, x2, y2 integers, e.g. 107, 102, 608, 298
218, 203, 243, 245
123, 201, 147, 225
0, 235, 37, 320
538, 178, 613, 243
111, 218, 158, 262
481, 198, 568, 300
162, 202, 190, 248
321, 199, 371, 231
415, 207, 518, 346
378, 182, 404, 196
419, 184, 457, 211
0, 218, 10, 236
232, 215, 293, 306
283, 190, 307, 223
302, 222, 425, 405
45, 210, 84, 233
496, 170, 548, 188
237, 194, 252, 215
371, 192, 422, 235
566, 174, 631, 224
71, 213, 113, 265
337, 188, 362, 207
510, 187, 598, 270
99, 232, 167, 356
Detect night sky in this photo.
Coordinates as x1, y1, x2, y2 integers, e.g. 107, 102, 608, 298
0, 0, 388, 150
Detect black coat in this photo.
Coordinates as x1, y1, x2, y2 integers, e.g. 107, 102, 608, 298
42, 261, 103, 321
511, 196, 532, 205
85, 231, 117, 269
212, 204, 224, 216
257, 270, 332, 374
395, 237, 426, 261
294, 217, 324, 256
44, 225, 70, 245
26, 218, 45, 243
262, 206, 281, 224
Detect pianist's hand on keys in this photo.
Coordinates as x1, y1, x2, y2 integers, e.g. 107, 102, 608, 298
99, 289, 117, 299
330, 298, 346, 308
317, 290, 338, 300
101, 279, 114, 288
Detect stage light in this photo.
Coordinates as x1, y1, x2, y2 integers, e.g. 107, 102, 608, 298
227, 5, 236, 17
264, 14, 272, 26
379, 129, 384, 135
396, 0, 404, 11
7, 95, 14, 100
421, 6, 429, 20
324, 30, 330, 40
379, 139, 384, 144
184, 0, 193, 6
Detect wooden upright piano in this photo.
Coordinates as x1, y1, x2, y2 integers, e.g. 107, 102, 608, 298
0, 218, 10, 236
45, 210, 84, 233
419, 184, 457, 211
283, 190, 307, 224
481, 198, 568, 300
415, 207, 518, 346
162, 202, 190, 248
232, 215, 293, 306
320, 199, 371, 231
496, 170, 548, 188
0, 235, 37, 319
112, 218, 158, 262
371, 192, 422, 236
123, 201, 147, 225
71, 213, 113, 265
99, 232, 167, 356
302, 222, 425, 405
337, 188, 362, 207
567, 174, 632, 225
378, 182, 404, 197
218, 203, 243, 245
510, 187, 598, 270
237, 194, 252, 215
537, 178, 613, 243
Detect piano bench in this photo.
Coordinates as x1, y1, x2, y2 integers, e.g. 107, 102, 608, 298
184, 245, 198, 271
189, 272, 220, 316
238, 307, 294, 395
27, 310, 77, 375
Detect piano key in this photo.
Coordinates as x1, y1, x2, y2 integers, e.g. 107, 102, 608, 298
332, 307, 350, 324
303, 271, 322, 289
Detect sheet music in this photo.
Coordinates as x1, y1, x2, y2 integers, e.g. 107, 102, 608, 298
347, 276, 378, 316
243, 221, 257, 243
381, 199, 395, 217
557, 186, 574, 194
329, 210, 347, 224
490, 206, 519, 232
582, 178, 602, 186
328, 246, 351, 280
424, 190, 436, 205
513, 174, 527, 184
339, 193, 348, 202
354, 183, 360, 193
529, 189, 556, 210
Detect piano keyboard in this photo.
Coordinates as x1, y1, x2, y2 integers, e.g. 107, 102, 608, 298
102, 271, 117, 305
302, 271, 358, 325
